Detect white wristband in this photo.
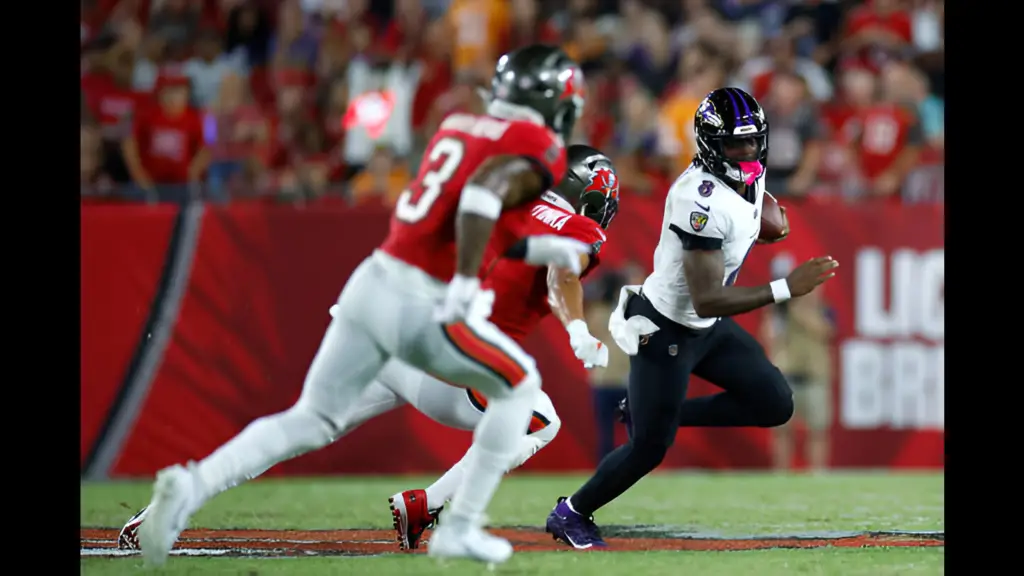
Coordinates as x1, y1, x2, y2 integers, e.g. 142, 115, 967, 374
770, 279, 791, 303
565, 319, 589, 339
450, 274, 480, 294
458, 184, 503, 219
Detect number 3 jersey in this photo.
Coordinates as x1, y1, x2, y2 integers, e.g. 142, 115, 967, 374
641, 164, 765, 329
380, 113, 567, 284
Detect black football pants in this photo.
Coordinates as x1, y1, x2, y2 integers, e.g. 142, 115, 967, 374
569, 292, 794, 517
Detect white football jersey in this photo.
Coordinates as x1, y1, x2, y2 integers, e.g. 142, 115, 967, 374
641, 164, 765, 329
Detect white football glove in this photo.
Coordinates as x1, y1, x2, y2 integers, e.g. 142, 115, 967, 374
566, 319, 609, 369
434, 274, 480, 323
524, 235, 591, 275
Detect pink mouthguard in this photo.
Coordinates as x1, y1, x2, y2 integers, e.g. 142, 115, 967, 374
738, 161, 764, 185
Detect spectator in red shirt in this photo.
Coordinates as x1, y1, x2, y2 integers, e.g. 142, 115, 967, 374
82, 33, 149, 185
816, 66, 875, 192
848, 60, 924, 200
122, 72, 210, 202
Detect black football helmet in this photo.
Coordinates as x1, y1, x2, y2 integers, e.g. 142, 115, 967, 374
693, 87, 770, 187
488, 45, 585, 142
554, 145, 619, 229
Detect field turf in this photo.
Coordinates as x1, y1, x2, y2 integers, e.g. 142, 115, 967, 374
81, 472, 943, 575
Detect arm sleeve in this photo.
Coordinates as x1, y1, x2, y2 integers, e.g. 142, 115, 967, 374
562, 215, 608, 276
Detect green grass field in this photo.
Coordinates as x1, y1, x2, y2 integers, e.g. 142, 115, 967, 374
81, 472, 944, 575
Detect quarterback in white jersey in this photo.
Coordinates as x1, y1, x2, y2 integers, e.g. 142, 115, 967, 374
544, 87, 839, 551
642, 163, 765, 329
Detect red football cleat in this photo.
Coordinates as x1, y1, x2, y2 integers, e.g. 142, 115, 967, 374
388, 489, 442, 550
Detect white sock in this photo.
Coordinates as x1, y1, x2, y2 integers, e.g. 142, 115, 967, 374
193, 406, 335, 507
445, 389, 535, 527
426, 432, 546, 511
425, 458, 465, 511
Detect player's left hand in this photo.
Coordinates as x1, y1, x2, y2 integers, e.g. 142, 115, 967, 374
566, 319, 609, 368
435, 274, 481, 323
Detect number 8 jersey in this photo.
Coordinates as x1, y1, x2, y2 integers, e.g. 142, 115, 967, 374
380, 112, 568, 283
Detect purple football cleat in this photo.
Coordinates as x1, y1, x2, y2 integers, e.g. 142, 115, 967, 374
545, 497, 607, 549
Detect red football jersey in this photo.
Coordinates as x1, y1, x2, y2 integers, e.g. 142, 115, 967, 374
132, 105, 205, 184
854, 104, 921, 179
380, 113, 567, 283
482, 191, 608, 343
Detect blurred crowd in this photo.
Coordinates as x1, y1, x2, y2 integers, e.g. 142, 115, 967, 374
80, 0, 944, 205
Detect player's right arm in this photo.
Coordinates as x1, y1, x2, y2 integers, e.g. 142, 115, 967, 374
454, 155, 548, 279
547, 253, 609, 368
440, 154, 588, 322
683, 249, 776, 318
455, 127, 589, 277
677, 194, 838, 317
546, 253, 591, 326
671, 180, 782, 318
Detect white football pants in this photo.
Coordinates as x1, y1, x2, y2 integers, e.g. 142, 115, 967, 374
185, 251, 544, 529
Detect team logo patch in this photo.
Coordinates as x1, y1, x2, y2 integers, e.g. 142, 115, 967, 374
591, 240, 604, 254
689, 211, 709, 232
667, 344, 678, 356
698, 180, 715, 197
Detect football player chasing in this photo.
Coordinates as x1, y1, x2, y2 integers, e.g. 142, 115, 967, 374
132, 45, 590, 567
119, 146, 621, 553
544, 87, 839, 550
387, 145, 618, 549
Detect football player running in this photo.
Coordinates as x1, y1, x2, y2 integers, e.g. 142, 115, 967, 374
387, 145, 619, 549
119, 145, 621, 553
544, 87, 839, 550
133, 45, 589, 567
